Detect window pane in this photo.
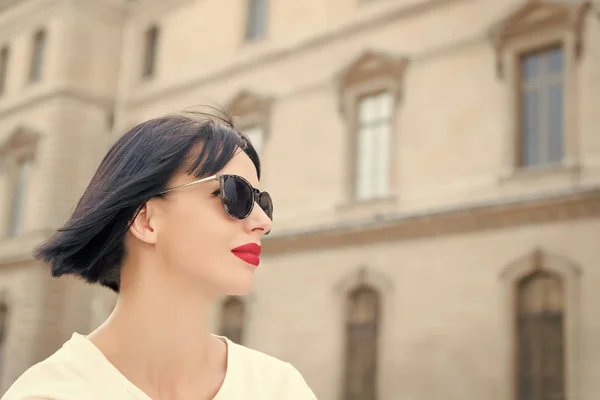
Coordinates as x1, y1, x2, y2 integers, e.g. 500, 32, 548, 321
0, 46, 8, 94
547, 47, 563, 75
374, 92, 393, 121
247, 0, 267, 40
356, 126, 375, 200
520, 90, 540, 167
0, 302, 7, 377
517, 271, 565, 400
345, 287, 379, 400
520, 53, 540, 82
547, 84, 564, 164
30, 30, 45, 82
518, 46, 565, 169
359, 96, 376, 124
375, 124, 390, 198
359, 92, 393, 124
356, 92, 393, 199
143, 26, 158, 78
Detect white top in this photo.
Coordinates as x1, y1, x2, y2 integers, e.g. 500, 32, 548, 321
2, 333, 317, 400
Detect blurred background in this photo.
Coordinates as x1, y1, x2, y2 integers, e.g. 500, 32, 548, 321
0, 0, 599, 399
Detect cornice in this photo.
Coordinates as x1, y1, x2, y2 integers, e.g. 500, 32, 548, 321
262, 186, 600, 255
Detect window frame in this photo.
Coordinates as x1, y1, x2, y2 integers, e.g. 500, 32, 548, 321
0, 127, 39, 239
490, 1, 591, 178
515, 43, 566, 169
354, 90, 394, 201
343, 284, 380, 400
337, 51, 407, 204
515, 269, 565, 400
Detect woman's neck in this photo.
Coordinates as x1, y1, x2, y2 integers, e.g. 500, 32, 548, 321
88, 279, 227, 399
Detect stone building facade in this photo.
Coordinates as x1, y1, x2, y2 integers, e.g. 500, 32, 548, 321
0, 0, 599, 399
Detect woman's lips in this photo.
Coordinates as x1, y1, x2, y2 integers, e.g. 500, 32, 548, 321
231, 243, 261, 266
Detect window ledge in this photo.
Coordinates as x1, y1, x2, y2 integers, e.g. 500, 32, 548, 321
499, 161, 581, 184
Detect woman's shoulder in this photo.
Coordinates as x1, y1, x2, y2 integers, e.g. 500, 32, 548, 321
2, 335, 101, 400
1, 355, 97, 400
225, 338, 301, 377
223, 338, 317, 399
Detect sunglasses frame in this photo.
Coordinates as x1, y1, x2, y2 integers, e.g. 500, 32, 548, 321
158, 174, 273, 222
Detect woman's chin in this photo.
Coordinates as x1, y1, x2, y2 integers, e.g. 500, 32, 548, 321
219, 267, 256, 296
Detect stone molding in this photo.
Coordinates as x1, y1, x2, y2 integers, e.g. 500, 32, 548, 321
263, 187, 600, 254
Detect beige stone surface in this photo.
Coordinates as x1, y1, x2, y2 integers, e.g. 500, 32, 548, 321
0, 0, 599, 398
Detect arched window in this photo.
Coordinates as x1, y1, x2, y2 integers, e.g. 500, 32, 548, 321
344, 285, 380, 400
219, 296, 245, 344
516, 270, 564, 400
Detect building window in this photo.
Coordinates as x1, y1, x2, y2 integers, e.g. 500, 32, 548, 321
244, 126, 264, 156
502, 250, 581, 400
0, 301, 8, 375
226, 90, 272, 158
516, 270, 565, 400
0, 127, 39, 238
518, 46, 564, 168
29, 29, 46, 83
355, 92, 393, 201
246, 0, 267, 40
142, 25, 159, 79
0, 46, 9, 95
489, 1, 590, 174
219, 296, 245, 344
8, 158, 31, 237
337, 50, 407, 203
344, 285, 379, 400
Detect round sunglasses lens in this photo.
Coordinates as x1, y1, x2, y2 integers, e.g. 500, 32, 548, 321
259, 192, 273, 220
222, 176, 253, 219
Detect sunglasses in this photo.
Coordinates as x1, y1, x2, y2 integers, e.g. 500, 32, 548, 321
159, 174, 273, 232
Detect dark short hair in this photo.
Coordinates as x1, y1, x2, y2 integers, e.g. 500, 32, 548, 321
34, 112, 259, 293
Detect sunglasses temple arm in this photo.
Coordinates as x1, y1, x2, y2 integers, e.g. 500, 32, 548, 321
158, 175, 218, 195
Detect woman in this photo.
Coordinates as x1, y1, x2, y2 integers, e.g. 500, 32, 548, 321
3, 113, 317, 399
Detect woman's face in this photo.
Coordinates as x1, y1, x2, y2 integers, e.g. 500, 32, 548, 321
136, 149, 272, 297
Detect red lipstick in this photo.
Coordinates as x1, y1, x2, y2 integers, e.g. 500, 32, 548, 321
231, 243, 261, 267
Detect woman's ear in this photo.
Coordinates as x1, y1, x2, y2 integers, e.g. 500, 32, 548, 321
129, 202, 158, 244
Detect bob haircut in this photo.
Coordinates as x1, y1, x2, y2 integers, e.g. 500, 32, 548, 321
34, 113, 260, 293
